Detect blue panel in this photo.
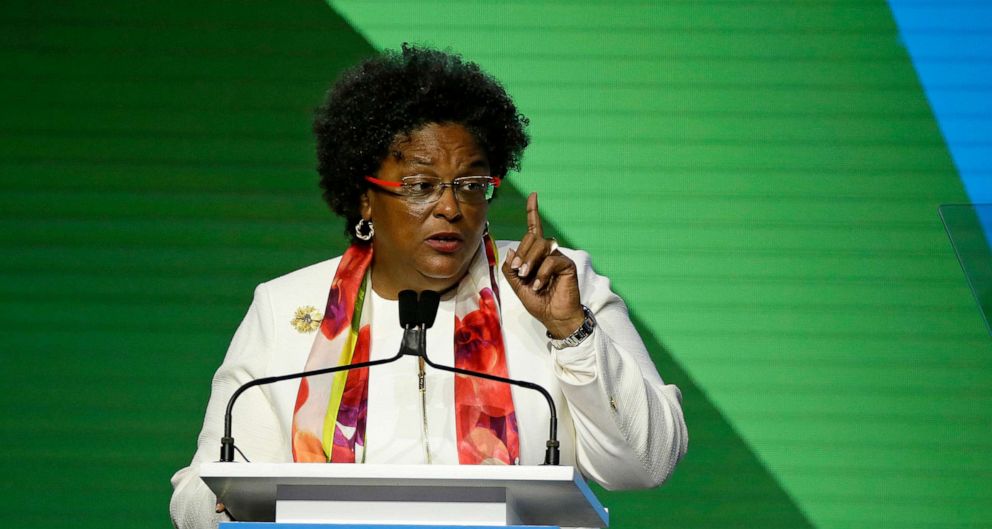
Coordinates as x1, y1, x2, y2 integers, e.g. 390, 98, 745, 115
888, 0, 992, 203
936, 118, 992, 143
919, 90, 992, 115
888, 4, 992, 30
901, 35, 992, 56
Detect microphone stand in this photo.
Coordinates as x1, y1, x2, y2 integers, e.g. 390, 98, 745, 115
220, 290, 562, 466
219, 351, 407, 462
418, 348, 561, 465
411, 306, 560, 465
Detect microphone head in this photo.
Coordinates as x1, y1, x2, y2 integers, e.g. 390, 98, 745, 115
398, 290, 419, 328
419, 290, 441, 329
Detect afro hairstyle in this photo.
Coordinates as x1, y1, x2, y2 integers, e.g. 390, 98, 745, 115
313, 44, 530, 242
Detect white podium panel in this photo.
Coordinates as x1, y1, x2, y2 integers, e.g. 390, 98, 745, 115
200, 463, 608, 528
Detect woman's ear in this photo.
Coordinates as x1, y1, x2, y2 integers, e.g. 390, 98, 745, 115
359, 189, 372, 220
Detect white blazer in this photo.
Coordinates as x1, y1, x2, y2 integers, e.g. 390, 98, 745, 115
170, 241, 687, 529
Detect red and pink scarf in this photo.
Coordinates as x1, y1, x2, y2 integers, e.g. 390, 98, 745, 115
291, 234, 519, 464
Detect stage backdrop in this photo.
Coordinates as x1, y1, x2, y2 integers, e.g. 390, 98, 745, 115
0, 1, 989, 528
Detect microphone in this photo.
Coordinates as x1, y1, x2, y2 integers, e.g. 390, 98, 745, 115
418, 290, 440, 329
398, 290, 422, 357
410, 290, 561, 465
399, 290, 420, 328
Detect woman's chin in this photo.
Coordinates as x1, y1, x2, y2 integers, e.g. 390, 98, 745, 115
416, 255, 472, 286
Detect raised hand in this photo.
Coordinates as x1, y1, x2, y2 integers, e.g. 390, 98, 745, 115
502, 192, 585, 338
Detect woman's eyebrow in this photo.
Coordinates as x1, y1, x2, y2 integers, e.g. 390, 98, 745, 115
408, 155, 434, 165
404, 155, 489, 171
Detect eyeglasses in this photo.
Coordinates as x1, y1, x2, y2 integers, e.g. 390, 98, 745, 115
365, 175, 501, 204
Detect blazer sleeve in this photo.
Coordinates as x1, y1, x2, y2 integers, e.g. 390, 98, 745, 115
169, 284, 290, 529
550, 248, 688, 490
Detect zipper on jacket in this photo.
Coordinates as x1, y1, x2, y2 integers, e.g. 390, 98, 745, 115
418, 356, 432, 464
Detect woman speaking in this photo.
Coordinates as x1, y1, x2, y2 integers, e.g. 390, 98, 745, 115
170, 45, 687, 529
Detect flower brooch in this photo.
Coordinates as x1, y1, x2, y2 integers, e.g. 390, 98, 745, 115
291, 306, 323, 333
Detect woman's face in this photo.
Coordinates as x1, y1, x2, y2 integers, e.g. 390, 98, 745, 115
361, 122, 491, 299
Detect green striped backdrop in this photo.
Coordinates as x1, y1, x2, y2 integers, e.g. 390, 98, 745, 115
1, 1, 989, 528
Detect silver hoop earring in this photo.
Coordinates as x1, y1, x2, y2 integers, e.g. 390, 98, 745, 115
355, 219, 374, 241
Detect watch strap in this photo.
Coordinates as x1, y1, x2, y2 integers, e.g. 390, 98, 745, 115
547, 305, 596, 350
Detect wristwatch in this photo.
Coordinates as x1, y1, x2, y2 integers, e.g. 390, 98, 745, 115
547, 305, 597, 350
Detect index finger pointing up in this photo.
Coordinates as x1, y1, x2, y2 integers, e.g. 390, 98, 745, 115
526, 192, 544, 237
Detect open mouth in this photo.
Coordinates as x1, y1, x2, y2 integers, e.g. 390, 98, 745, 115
426, 233, 463, 253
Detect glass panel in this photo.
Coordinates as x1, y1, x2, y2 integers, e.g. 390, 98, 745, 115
938, 204, 992, 337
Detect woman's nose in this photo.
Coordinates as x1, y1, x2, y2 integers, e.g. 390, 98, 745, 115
431, 184, 463, 220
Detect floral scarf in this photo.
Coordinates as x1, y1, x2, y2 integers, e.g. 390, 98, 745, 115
291, 234, 519, 465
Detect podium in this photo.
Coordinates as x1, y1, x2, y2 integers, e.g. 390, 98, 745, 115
200, 463, 609, 528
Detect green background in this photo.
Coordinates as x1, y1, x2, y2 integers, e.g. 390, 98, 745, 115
1, 1, 990, 528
